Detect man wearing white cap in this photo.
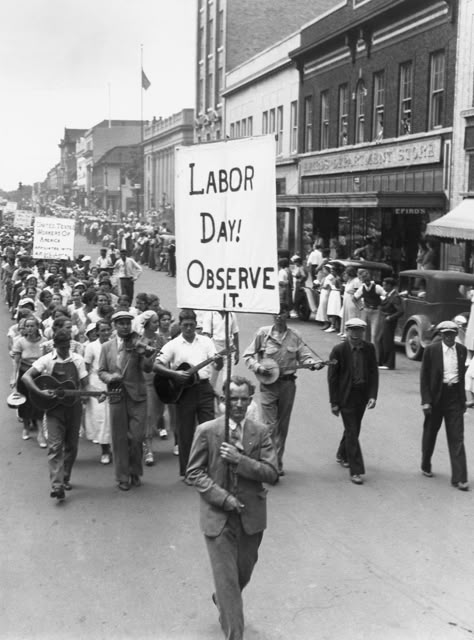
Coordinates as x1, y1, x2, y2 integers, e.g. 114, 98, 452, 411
327, 317, 378, 485
420, 320, 469, 491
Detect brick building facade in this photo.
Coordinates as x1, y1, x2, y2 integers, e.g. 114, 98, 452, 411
290, 0, 458, 270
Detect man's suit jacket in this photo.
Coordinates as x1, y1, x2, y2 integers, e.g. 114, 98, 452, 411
98, 335, 147, 402
420, 340, 467, 407
186, 416, 278, 538
327, 340, 378, 408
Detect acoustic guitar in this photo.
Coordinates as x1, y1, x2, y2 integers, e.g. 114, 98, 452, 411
30, 374, 121, 411
153, 347, 235, 404
254, 357, 337, 385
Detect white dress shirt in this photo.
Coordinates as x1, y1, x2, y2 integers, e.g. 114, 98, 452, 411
442, 342, 459, 384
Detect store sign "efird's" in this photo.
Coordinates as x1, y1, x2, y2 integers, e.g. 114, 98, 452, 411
300, 136, 442, 176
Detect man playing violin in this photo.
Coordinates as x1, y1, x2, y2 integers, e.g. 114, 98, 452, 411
153, 308, 223, 478
243, 303, 324, 476
21, 328, 89, 501
98, 310, 155, 491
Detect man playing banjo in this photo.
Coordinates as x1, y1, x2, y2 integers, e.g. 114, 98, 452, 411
243, 303, 324, 477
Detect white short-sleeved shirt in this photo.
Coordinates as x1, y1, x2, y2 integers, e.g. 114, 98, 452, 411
156, 333, 216, 380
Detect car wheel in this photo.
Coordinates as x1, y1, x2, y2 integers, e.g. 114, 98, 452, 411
405, 324, 423, 361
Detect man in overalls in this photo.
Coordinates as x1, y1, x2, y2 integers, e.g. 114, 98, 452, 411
22, 329, 89, 502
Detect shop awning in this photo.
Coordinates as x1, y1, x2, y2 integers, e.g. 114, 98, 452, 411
426, 199, 474, 240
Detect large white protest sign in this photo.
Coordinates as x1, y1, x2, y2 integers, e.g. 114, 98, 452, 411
33, 217, 75, 260
175, 136, 279, 313
14, 210, 33, 228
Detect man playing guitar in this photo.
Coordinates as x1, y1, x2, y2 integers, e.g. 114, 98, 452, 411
153, 308, 223, 479
21, 328, 90, 502
243, 303, 324, 477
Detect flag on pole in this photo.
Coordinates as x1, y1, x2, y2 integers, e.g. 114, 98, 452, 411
141, 69, 151, 90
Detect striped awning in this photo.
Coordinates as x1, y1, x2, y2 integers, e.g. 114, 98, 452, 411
426, 199, 474, 240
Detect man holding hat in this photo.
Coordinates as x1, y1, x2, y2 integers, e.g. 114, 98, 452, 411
420, 320, 469, 491
98, 310, 154, 491
327, 317, 378, 485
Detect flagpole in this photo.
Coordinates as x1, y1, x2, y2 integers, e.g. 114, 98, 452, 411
140, 44, 144, 220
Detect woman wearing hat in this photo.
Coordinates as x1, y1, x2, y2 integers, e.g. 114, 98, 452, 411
10, 316, 47, 444
83, 321, 112, 464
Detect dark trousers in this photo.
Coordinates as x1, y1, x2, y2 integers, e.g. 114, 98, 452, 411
378, 316, 397, 369
421, 385, 467, 484
177, 380, 215, 475
47, 404, 82, 490
259, 378, 296, 473
337, 386, 367, 475
119, 277, 134, 302
109, 394, 147, 483
205, 513, 263, 640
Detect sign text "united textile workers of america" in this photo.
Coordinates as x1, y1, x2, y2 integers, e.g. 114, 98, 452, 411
175, 137, 279, 314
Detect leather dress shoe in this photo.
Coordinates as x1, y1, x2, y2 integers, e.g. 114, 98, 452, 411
63, 481, 72, 491
130, 475, 142, 487
422, 470, 434, 478
118, 481, 130, 491
452, 481, 469, 491
50, 487, 65, 501
351, 474, 364, 485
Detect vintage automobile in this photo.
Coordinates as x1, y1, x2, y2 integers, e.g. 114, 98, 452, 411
295, 258, 393, 321
395, 270, 474, 360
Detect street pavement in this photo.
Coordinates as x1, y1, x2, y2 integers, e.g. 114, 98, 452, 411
1, 235, 473, 640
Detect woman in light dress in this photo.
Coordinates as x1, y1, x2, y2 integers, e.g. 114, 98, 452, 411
325, 266, 342, 333
340, 266, 362, 336
83, 320, 112, 464
315, 265, 330, 329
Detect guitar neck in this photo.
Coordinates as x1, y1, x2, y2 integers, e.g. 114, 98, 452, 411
186, 348, 233, 377
297, 360, 334, 371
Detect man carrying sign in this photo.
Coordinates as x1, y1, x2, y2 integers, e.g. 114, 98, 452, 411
243, 303, 324, 476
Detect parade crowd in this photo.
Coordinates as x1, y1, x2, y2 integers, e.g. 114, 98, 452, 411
2, 217, 472, 640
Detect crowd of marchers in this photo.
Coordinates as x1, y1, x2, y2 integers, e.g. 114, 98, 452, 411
1, 217, 472, 640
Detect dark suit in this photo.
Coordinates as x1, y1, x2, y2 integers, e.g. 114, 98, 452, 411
328, 340, 378, 475
186, 416, 278, 640
98, 335, 148, 484
420, 341, 468, 484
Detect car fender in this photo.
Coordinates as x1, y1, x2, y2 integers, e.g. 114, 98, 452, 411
401, 315, 434, 347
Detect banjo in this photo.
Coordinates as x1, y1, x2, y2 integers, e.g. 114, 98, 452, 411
254, 357, 336, 385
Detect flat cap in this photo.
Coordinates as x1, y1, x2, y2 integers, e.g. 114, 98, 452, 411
81, 255, 92, 262
112, 310, 134, 322
436, 320, 458, 333
345, 318, 367, 329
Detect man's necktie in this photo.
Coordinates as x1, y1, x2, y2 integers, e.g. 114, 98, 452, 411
231, 422, 243, 450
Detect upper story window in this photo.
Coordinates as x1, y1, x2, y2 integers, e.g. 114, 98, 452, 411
355, 81, 366, 143
338, 85, 349, 146
304, 96, 313, 152
262, 111, 268, 134
206, 71, 214, 110
372, 71, 385, 140
399, 61, 413, 135
429, 50, 445, 129
217, 5, 224, 48
276, 106, 284, 155
290, 100, 298, 154
269, 108, 276, 134
248, 116, 253, 137
207, 17, 214, 53
230, 123, 235, 138
235, 121, 241, 138
241, 119, 247, 137
320, 91, 329, 150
